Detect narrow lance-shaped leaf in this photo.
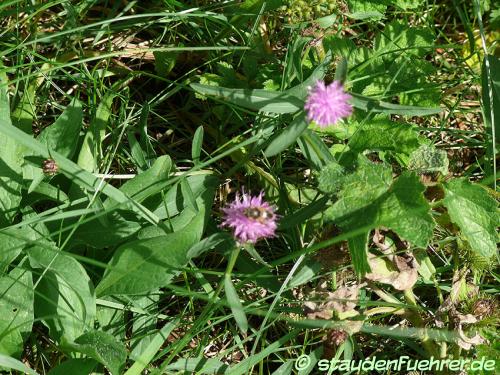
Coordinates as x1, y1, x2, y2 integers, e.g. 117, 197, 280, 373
224, 275, 248, 335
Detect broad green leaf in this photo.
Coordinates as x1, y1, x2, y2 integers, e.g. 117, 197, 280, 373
0, 227, 37, 271
224, 274, 248, 334
317, 162, 347, 194
96, 187, 215, 296
70, 210, 143, 249
95, 217, 202, 296
326, 158, 434, 274
27, 97, 83, 192
347, 0, 386, 19
70, 330, 127, 375
337, 172, 434, 248
103, 155, 172, 209
47, 359, 98, 375
0, 354, 39, 375
0, 122, 161, 226
150, 173, 217, 219
37, 97, 83, 159
23, 181, 70, 206
331, 156, 393, 217
0, 70, 22, 226
180, 177, 199, 212
408, 144, 449, 175
264, 113, 308, 157
348, 119, 423, 156
374, 20, 434, 58
0, 267, 34, 357
29, 245, 96, 343
443, 179, 499, 264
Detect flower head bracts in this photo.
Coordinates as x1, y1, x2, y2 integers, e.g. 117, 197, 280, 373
220, 190, 278, 244
304, 80, 353, 127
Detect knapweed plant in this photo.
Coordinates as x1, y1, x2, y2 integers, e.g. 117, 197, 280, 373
0, 0, 498, 374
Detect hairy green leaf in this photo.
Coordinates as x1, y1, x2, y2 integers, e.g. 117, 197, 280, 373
443, 179, 499, 265
70, 330, 127, 375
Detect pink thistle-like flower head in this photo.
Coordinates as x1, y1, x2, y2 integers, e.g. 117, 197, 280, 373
304, 80, 353, 127
220, 190, 278, 244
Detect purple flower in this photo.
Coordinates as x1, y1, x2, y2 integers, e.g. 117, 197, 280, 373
304, 80, 353, 127
220, 190, 278, 244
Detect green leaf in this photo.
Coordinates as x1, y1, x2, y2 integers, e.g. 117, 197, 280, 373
164, 358, 228, 374
228, 330, 300, 375
391, 0, 424, 9
129, 293, 160, 360
354, 172, 434, 247
126, 319, 178, 375
289, 259, 322, 288
70, 330, 127, 375
96, 187, 215, 296
317, 161, 347, 194
482, 55, 500, 179
77, 91, 117, 172
149, 173, 218, 219
408, 144, 449, 175
374, 20, 434, 58
47, 359, 98, 375
264, 113, 308, 157
103, 155, 172, 209
26, 97, 83, 192
0, 227, 37, 271
346, 0, 387, 19
70, 210, 143, 249
192, 126, 204, 165
0, 267, 34, 357
277, 195, 327, 231
350, 93, 442, 116
297, 130, 334, 170
154, 50, 178, 77
0, 121, 162, 226
348, 119, 423, 156
443, 179, 499, 264
29, 245, 96, 343
37, 97, 83, 159
326, 158, 434, 274
0, 354, 40, 375
0, 70, 23, 226
190, 83, 304, 114
224, 274, 248, 334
